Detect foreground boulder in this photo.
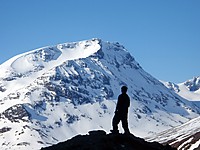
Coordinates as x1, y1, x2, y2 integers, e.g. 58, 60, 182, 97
41, 130, 176, 150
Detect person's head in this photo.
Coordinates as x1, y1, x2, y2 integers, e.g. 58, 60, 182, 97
121, 86, 128, 93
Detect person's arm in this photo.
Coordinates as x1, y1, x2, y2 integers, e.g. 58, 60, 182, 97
116, 95, 122, 112
128, 96, 130, 107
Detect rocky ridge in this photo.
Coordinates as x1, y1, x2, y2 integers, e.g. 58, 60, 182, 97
41, 130, 176, 150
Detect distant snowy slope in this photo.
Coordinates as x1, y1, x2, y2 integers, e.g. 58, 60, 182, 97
162, 77, 200, 101
0, 39, 199, 150
178, 77, 200, 101
146, 116, 200, 150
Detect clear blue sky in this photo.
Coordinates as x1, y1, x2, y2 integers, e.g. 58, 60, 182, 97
0, 0, 200, 83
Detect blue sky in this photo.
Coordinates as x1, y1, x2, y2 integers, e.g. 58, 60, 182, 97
0, 0, 200, 83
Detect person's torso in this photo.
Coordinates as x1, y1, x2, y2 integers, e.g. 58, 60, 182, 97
117, 94, 130, 113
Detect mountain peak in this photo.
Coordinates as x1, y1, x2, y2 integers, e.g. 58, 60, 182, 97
1, 39, 101, 74
184, 76, 200, 92
0, 38, 132, 77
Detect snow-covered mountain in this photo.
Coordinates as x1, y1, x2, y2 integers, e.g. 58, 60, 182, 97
146, 116, 200, 150
151, 78, 200, 150
163, 77, 200, 101
0, 38, 199, 150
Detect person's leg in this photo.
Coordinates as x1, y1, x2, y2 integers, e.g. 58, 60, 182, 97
111, 113, 120, 133
121, 113, 130, 134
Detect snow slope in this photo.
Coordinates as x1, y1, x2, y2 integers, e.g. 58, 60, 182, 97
0, 39, 199, 150
163, 77, 200, 101
0, 39, 100, 112
152, 78, 200, 150
146, 116, 200, 150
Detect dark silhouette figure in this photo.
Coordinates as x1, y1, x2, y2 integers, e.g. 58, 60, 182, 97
111, 86, 130, 134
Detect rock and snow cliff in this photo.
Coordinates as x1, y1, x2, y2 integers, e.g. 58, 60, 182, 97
0, 39, 199, 150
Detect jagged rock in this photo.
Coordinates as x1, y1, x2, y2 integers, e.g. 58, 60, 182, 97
0, 104, 29, 122
0, 127, 12, 133
41, 130, 176, 150
184, 77, 200, 91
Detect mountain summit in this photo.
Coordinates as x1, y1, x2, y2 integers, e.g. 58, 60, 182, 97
41, 130, 176, 150
0, 39, 199, 150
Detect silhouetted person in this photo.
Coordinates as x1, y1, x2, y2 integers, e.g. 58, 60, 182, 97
111, 86, 130, 134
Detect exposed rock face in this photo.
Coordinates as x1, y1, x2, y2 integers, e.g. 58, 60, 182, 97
165, 132, 200, 150
41, 130, 176, 150
0, 104, 29, 122
184, 77, 200, 92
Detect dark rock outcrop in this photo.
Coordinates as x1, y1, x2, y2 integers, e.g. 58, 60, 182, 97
0, 104, 29, 122
41, 130, 176, 150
